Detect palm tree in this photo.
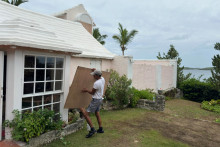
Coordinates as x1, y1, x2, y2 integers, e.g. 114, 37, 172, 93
2, 0, 28, 6
112, 23, 138, 56
93, 28, 108, 45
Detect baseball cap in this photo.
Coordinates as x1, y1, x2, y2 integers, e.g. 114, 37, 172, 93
90, 70, 102, 76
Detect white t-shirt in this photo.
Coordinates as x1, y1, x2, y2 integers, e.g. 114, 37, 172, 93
92, 77, 105, 99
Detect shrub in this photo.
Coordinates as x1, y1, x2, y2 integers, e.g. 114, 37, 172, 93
129, 87, 155, 108
68, 109, 80, 124
105, 70, 132, 109
179, 78, 220, 102
201, 100, 220, 113
4, 109, 63, 142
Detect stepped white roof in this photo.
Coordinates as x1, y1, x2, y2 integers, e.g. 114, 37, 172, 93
0, 1, 114, 59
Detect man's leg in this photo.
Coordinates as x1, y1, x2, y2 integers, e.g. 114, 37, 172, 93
95, 111, 104, 133
95, 111, 102, 128
79, 108, 93, 128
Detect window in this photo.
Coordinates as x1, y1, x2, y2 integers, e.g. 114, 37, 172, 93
22, 55, 64, 113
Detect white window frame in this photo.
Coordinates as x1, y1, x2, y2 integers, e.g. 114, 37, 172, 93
21, 53, 65, 113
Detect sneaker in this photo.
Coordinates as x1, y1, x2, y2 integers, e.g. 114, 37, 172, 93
97, 128, 104, 133
86, 129, 96, 138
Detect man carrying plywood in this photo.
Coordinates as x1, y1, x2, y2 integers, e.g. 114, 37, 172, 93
80, 69, 105, 138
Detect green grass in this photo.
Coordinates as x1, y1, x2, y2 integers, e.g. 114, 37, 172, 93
165, 99, 220, 120
44, 99, 220, 147
44, 108, 189, 147
138, 130, 189, 147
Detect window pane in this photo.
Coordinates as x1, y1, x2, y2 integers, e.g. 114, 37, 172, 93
47, 57, 55, 68
44, 105, 51, 110
24, 69, 34, 82
33, 107, 42, 112
46, 82, 54, 92
55, 81, 62, 91
36, 56, 45, 68
35, 82, 44, 93
22, 97, 32, 109
44, 95, 52, 104
53, 94, 60, 102
36, 70, 45, 81
55, 70, 63, 80
46, 70, 54, 81
33, 96, 42, 106
56, 58, 64, 68
23, 83, 34, 94
53, 103, 60, 113
25, 55, 35, 68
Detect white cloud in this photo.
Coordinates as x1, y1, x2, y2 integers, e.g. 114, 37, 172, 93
20, 0, 220, 67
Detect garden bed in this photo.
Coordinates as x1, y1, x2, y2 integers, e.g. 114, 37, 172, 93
24, 118, 84, 147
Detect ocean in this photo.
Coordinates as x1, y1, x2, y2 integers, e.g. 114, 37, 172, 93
183, 69, 212, 80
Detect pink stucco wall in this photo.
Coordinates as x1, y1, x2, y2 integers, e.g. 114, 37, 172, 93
110, 56, 133, 79
69, 57, 114, 85
132, 60, 177, 92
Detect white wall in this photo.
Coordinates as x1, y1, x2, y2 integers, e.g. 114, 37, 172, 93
132, 60, 177, 92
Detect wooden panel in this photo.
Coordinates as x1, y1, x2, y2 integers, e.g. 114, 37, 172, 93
64, 66, 110, 108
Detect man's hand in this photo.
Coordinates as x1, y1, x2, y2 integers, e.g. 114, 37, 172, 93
81, 88, 88, 93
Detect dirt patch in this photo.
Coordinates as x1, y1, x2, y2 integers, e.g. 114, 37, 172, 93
111, 111, 220, 147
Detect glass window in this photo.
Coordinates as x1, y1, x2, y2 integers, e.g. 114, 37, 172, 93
46, 70, 54, 81
24, 69, 34, 82
35, 82, 44, 93
33, 96, 42, 106
56, 58, 64, 68
22, 97, 32, 109
25, 55, 35, 68
44, 95, 52, 104
23, 83, 34, 94
55, 81, 62, 91
23, 55, 64, 114
46, 82, 54, 92
53, 94, 60, 102
36, 56, 45, 68
36, 70, 45, 81
53, 103, 60, 113
55, 70, 63, 80
47, 57, 55, 68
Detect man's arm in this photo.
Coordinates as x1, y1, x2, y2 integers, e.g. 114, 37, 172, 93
82, 88, 96, 95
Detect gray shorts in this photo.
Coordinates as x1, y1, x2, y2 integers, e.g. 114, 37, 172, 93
87, 98, 103, 113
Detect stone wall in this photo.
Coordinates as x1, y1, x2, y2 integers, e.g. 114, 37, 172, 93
24, 119, 84, 147
137, 94, 165, 111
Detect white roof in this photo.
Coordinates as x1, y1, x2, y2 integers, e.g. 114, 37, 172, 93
0, 1, 114, 59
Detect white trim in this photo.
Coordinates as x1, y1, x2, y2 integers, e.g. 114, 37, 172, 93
0, 51, 4, 140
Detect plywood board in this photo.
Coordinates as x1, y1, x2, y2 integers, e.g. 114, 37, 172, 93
64, 66, 110, 109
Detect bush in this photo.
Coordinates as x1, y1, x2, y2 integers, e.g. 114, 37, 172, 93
129, 88, 155, 108
4, 109, 63, 142
105, 70, 133, 109
179, 78, 220, 102
201, 99, 220, 113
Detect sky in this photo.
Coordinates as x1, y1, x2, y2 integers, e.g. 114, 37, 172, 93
20, 0, 220, 68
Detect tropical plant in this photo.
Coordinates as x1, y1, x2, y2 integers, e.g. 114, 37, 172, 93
93, 28, 108, 45
157, 45, 191, 87
105, 70, 133, 109
209, 43, 220, 90
112, 23, 138, 56
1, 0, 28, 6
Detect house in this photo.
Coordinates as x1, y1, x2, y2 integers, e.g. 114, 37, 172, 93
0, 1, 177, 140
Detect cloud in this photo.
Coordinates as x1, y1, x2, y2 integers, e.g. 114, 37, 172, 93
20, 0, 220, 67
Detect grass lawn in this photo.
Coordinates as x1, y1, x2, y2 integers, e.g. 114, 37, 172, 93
44, 99, 220, 147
